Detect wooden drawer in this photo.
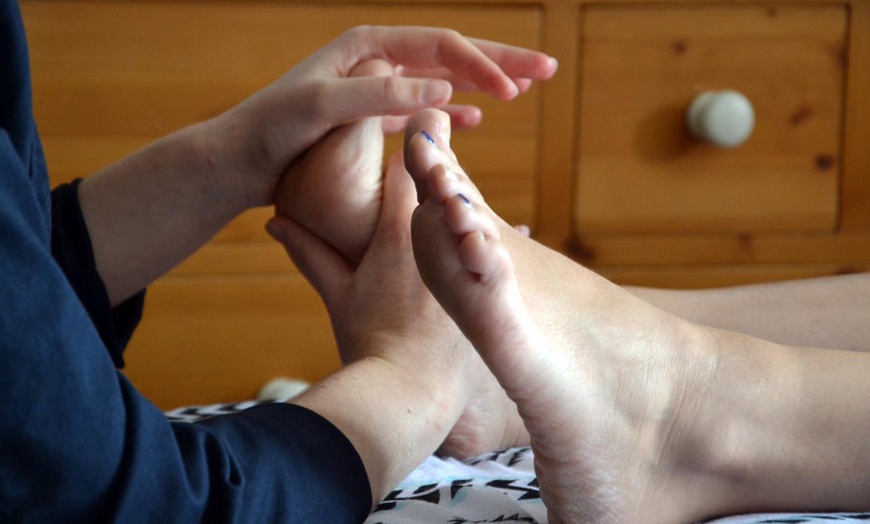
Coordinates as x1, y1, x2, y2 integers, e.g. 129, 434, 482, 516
575, 4, 847, 236
122, 275, 338, 409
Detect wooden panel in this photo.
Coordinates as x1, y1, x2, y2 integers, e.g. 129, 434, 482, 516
575, 4, 846, 234
122, 275, 338, 410
23, 1, 544, 253
840, 0, 870, 231
536, 0, 581, 247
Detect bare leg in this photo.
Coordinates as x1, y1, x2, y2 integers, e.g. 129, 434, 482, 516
406, 108, 870, 523
629, 274, 870, 352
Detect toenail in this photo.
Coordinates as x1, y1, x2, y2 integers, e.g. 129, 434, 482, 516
421, 131, 435, 145
458, 193, 471, 206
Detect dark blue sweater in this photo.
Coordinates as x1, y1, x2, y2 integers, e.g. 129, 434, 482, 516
0, 1, 371, 521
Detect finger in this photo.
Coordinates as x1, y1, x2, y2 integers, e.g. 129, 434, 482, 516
514, 78, 533, 94
334, 26, 519, 100
349, 58, 394, 78
466, 37, 558, 81
446, 105, 483, 129
393, 42, 556, 89
265, 216, 351, 300
393, 66, 482, 92
395, 67, 531, 95
381, 105, 481, 134
377, 151, 419, 229
323, 75, 453, 123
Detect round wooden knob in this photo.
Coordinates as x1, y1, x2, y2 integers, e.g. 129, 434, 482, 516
686, 90, 755, 148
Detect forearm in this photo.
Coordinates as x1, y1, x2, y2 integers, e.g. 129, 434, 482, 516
78, 116, 259, 306
292, 356, 466, 506
628, 273, 870, 351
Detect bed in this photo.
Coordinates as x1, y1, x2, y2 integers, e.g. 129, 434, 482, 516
167, 400, 870, 524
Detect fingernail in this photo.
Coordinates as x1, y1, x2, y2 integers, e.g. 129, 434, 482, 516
422, 80, 451, 105
458, 193, 471, 206
421, 131, 435, 145
444, 170, 460, 182
548, 56, 559, 72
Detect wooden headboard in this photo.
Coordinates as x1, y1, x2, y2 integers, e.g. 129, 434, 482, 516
21, 0, 870, 409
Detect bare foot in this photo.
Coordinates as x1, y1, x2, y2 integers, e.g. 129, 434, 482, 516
406, 109, 738, 523
271, 62, 487, 267
273, 59, 391, 265
402, 110, 531, 459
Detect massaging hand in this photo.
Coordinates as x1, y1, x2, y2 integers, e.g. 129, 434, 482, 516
218, 25, 557, 208
267, 153, 470, 370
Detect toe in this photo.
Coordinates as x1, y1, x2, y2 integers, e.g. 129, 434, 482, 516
458, 231, 512, 283
443, 193, 499, 240
426, 164, 484, 205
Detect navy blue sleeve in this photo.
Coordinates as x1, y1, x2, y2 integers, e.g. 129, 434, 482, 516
0, 141, 372, 522
51, 178, 145, 368
3, 0, 371, 518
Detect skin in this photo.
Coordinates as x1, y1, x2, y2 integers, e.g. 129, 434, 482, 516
628, 275, 870, 353
405, 108, 870, 523
76, 25, 557, 306
270, 154, 490, 504
69, 25, 556, 507
273, 58, 497, 266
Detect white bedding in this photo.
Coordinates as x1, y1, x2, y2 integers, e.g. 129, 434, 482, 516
166, 401, 870, 524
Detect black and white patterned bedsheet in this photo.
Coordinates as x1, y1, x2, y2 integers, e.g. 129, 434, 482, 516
166, 401, 870, 524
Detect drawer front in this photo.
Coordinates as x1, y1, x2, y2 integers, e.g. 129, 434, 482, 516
575, 4, 847, 235
122, 275, 337, 410
24, 0, 544, 262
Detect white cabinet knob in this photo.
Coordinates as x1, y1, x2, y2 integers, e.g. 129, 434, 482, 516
686, 90, 755, 148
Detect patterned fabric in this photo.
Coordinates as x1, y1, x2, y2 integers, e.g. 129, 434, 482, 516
167, 400, 870, 524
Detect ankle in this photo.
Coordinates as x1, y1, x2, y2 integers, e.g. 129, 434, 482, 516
663, 326, 799, 515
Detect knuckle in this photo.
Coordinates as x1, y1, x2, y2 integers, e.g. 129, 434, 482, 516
343, 25, 375, 44
379, 75, 403, 104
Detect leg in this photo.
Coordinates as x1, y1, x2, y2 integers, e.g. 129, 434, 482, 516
408, 126, 706, 522
406, 108, 870, 523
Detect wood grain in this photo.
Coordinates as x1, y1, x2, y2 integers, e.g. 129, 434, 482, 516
122, 275, 338, 410
575, 4, 846, 235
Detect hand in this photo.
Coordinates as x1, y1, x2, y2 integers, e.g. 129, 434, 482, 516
272, 57, 497, 267
267, 152, 469, 372
215, 25, 557, 208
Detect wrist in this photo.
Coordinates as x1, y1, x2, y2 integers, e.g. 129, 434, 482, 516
199, 110, 279, 210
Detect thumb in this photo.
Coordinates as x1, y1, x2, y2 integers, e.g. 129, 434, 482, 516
266, 216, 351, 300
